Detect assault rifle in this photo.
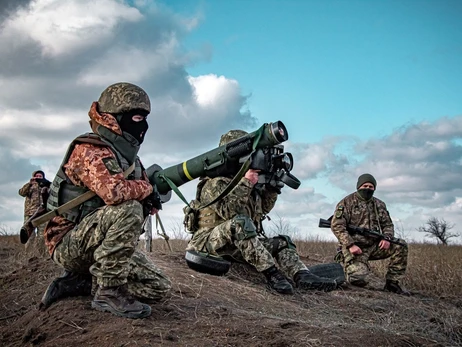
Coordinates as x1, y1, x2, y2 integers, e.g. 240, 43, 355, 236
318, 217, 406, 247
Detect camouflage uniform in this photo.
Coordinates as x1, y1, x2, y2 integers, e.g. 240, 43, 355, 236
187, 175, 307, 279
52, 200, 169, 299
44, 84, 171, 305
18, 172, 48, 254
331, 191, 408, 285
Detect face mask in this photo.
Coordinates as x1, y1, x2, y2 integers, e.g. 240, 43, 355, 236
357, 188, 374, 201
117, 112, 149, 144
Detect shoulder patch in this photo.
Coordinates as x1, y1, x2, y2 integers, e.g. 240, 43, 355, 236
102, 157, 122, 175
335, 205, 344, 218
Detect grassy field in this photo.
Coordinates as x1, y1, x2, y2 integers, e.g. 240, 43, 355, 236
150, 237, 462, 298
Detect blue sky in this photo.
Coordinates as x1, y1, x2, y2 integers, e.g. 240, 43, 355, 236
1, 0, 462, 243
167, 0, 462, 142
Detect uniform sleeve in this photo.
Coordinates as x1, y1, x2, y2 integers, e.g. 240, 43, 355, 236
378, 201, 394, 237
64, 144, 153, 205
200, 177, 254, 220
261, 187, 278, 214
330, 199, 355, 248
18, 182, 31, 197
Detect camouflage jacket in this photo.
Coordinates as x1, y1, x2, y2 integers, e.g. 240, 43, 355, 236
196, 176, 278, 231
18, 180, 42, 217
44, 142, 152, 255
330, 192, 394, 248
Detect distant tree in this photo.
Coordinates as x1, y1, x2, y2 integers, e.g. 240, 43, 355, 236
417, 217, 459, 245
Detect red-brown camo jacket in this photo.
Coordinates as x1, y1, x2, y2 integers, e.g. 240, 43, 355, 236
44, 143, 152, 255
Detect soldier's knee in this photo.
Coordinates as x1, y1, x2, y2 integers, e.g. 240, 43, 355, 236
392, 239, 408, 255
112, 200, 143, 219
269, 235, 296, 257
345, 261, 369, 286
348, 275, 369, 287
231, 215, 257, 241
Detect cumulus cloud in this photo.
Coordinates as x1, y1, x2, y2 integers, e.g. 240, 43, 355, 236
0, 0, 31, 20
0, 0, 255, 232
291, 116, 462, 243
1, 0, 460, 245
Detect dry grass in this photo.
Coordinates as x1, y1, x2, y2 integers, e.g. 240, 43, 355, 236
148, 237, 462, 299
2, 234, 462, 346
371, 243, 462, 298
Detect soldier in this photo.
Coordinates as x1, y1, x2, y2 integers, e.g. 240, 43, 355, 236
40, 82, 171, 319
186, 130, 337, 294
18, 170, 50, 255
331, 173, 409, 295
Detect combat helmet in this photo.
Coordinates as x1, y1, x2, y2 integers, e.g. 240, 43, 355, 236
219, 130, 248, 146
97, 82, 151, 115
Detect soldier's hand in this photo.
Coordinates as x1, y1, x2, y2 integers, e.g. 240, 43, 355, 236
150, 208, 159, 215
379, 239, 390, 250
349, 244, 362, 255
244, 169, 259, 185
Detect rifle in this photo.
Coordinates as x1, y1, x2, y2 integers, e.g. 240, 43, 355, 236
318, 217, 406, 247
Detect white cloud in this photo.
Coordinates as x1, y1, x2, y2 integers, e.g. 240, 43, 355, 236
1, 0, 142, 57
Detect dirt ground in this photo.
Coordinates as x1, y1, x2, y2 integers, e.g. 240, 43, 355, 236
1, 239, 461, 347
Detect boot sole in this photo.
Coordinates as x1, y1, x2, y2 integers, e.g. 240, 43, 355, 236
266, 284, 294, 295
298, 281, 337, 292
91, 301, 151, 319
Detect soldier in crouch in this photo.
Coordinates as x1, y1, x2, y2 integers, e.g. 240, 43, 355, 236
187, 130, 337, 294
41, 82, 171, 318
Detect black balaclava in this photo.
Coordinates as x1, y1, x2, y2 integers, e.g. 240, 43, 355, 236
356, 173, 376, 201
116, 110, 149, 144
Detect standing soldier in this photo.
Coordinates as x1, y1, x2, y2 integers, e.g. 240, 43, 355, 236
18, 170, 50, 256
331, 173, 410, 295
40, 82, 171, 319
186, 130, 337, 294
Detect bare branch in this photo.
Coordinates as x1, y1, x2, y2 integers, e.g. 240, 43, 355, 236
417, 217, 459, 245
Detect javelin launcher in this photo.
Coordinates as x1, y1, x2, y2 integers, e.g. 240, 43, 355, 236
147, 120, 301, 202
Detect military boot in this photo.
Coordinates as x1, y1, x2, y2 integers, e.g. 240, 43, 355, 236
92, 284, 151, 319
294, 270, 337, 292
384, 280, 411, 296
40, 270, 92, 310
262, 266, 294, 295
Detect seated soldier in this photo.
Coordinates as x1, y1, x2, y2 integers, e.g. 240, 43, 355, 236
186, 129, 337, 294
331, 173, 409, 295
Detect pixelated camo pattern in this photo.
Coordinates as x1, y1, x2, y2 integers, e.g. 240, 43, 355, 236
341, 239, 408, 283
330, 192, 395, 247
18, 180, 43, 217
53, 200, 171, 300
97, 82, 151, 114
219, 130, 248, 146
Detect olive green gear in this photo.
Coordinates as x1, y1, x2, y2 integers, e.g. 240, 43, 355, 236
219, 130, 248, 146
97, 82, 151, 114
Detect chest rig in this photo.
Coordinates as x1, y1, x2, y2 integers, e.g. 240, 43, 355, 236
47, 133, 143, 223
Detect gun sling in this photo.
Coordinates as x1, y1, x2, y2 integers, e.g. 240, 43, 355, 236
31, 163, 135, 227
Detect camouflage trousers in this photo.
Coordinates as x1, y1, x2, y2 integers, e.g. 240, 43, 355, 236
187, 219, 307, 279
340, 239, 408, 284
52, 200, 171, 300
24, 215, 47, 257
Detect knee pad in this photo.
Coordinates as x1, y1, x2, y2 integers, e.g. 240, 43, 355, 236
270, 235, 296, 257
231, 215, 257, 241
